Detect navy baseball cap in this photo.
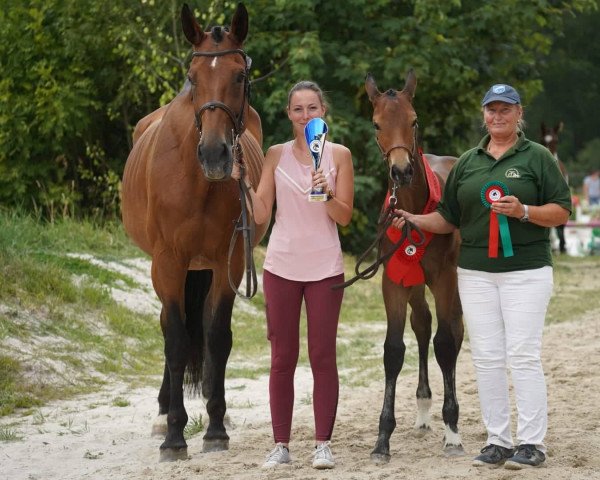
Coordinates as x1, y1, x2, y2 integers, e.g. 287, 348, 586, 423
481, 84, 521, 106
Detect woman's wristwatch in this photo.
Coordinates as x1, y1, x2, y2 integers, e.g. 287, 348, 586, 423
519, 204, 529, 223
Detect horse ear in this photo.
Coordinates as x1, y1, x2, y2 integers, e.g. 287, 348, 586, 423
181, 3, 205, 46
403, 69, 417, 100
541, 122, 547, 135
230, 3, 249, 45
365, 73, 381, 102
556, 121, 564, 133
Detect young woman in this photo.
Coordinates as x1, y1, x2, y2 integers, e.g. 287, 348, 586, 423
233, 80, 354, 469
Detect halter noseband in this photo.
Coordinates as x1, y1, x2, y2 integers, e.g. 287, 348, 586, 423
191, 48, 252, 138
376, 121, 419, 161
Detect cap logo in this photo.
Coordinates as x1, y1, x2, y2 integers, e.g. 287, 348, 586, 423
493, 85, 506, 94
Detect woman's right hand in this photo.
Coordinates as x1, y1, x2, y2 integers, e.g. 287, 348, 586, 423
231, 160, 243, 181
391, 209, 414, 230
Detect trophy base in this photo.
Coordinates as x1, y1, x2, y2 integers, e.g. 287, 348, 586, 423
308, 193, 328, 202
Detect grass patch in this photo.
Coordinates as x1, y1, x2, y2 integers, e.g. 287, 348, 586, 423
183, 413, 204, 439
0, 425, 22, 442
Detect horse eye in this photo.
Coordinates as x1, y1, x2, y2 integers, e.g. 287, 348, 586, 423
373, 122, 380, 131
413, 119, 418, 127
236, 72, 246, 83
187, 74, 196, 85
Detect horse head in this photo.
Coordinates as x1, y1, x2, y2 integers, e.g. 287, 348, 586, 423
540, 121, 563, 156
365, 70, 418, 187
181, 3, 251, 181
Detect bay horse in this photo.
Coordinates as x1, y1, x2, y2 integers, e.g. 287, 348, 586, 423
121, 3, 268, 461
541, 122, 568, 253
364, 70, 464, 463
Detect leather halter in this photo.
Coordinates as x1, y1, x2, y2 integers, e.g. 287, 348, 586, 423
375, 121, 419, 165
190, 47, 258, 299
191, 48, 252, 138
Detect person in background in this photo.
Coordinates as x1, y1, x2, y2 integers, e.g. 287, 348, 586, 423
233, 80, 354, 470
583, 169, 600, 206
391, 84, 571, 470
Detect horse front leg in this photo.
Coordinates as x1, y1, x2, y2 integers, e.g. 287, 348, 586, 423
152, 253, 190, 462
371, 281, 409, 464
408, 287, 433, 433
432, 278, 465, 457
201, 270, 235, 452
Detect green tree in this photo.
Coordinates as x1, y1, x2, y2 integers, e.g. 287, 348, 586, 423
1, 0, 597, 251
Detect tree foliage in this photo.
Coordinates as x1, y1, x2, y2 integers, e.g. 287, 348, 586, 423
0, 0, 597, 250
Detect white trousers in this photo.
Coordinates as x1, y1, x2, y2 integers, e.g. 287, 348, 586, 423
457, 266, 553, 453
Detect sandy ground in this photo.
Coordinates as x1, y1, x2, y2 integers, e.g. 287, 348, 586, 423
2, 256, 600, 480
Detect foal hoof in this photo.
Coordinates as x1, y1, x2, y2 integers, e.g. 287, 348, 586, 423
443, 444, 465, 458
159, 447, 189, 462
370, 452, 391, 465
413, 425, 431, 438
202, 438, 229, 453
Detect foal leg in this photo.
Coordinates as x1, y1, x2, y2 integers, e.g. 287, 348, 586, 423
371, 280, 410, 464
431, 275, 465, 456
408, 287, 433, 433
201, 269, 236, 452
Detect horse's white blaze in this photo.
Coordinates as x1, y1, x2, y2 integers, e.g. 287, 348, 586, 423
414, 397, 432, 428
211, 57, 218, 68
443, 425, 462, 447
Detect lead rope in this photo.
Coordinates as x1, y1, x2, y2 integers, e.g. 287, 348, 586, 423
227, 136, 258, 299
332, 186, 426, 290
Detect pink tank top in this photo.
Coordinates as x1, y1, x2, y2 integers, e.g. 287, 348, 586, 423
263, 141, 344, 281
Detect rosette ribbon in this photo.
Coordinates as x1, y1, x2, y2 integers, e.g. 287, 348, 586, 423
384, 152, 441, 286
481, 181, 514, 258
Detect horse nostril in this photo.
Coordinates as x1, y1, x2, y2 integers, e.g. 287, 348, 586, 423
390, 164, 402, 182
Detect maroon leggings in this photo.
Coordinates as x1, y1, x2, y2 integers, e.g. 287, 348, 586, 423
263, 269, 344, 443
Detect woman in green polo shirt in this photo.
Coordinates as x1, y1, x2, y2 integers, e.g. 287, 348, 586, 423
392, 84, 571, 470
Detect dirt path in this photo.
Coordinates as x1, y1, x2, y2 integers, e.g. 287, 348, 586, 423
2, 306, 599, 480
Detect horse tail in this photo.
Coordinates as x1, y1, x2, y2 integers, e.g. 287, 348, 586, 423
183, 269, 213, 395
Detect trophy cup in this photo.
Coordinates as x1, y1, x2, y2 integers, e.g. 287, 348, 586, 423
304, 117, 329, 202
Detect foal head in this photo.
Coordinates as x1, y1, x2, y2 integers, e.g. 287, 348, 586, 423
181, 3, 251, 181
540, 121, 563, 157
365, 70, 418, 186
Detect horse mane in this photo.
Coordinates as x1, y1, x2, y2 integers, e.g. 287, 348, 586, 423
385, 89, 397, 97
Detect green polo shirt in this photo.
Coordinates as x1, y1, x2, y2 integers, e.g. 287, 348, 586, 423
437, 132, 571, 272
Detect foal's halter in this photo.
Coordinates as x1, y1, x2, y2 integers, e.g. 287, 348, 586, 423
375, 121, 419, 179
191, 48, 252, 140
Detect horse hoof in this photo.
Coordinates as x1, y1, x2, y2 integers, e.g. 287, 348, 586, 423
203, 438, 229, 452
159, 447, 189, 462
444, 444, 465, 457
370, 452, 391, 465
413, 425, 431, 438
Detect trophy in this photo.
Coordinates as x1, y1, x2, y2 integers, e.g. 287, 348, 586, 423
304, 117, 329, 202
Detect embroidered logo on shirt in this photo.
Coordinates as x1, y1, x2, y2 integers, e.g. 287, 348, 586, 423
505, 168, 520, 178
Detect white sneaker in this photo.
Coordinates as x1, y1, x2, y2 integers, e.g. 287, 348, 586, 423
262, 443, 291, 468
312, 441, 335, 469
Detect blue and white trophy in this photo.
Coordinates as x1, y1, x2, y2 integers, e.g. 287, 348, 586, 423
304, 117, 329, 202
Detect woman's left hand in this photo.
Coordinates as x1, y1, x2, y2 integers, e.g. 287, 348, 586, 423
492, 195, 526, 219
312, 168, 329, 191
